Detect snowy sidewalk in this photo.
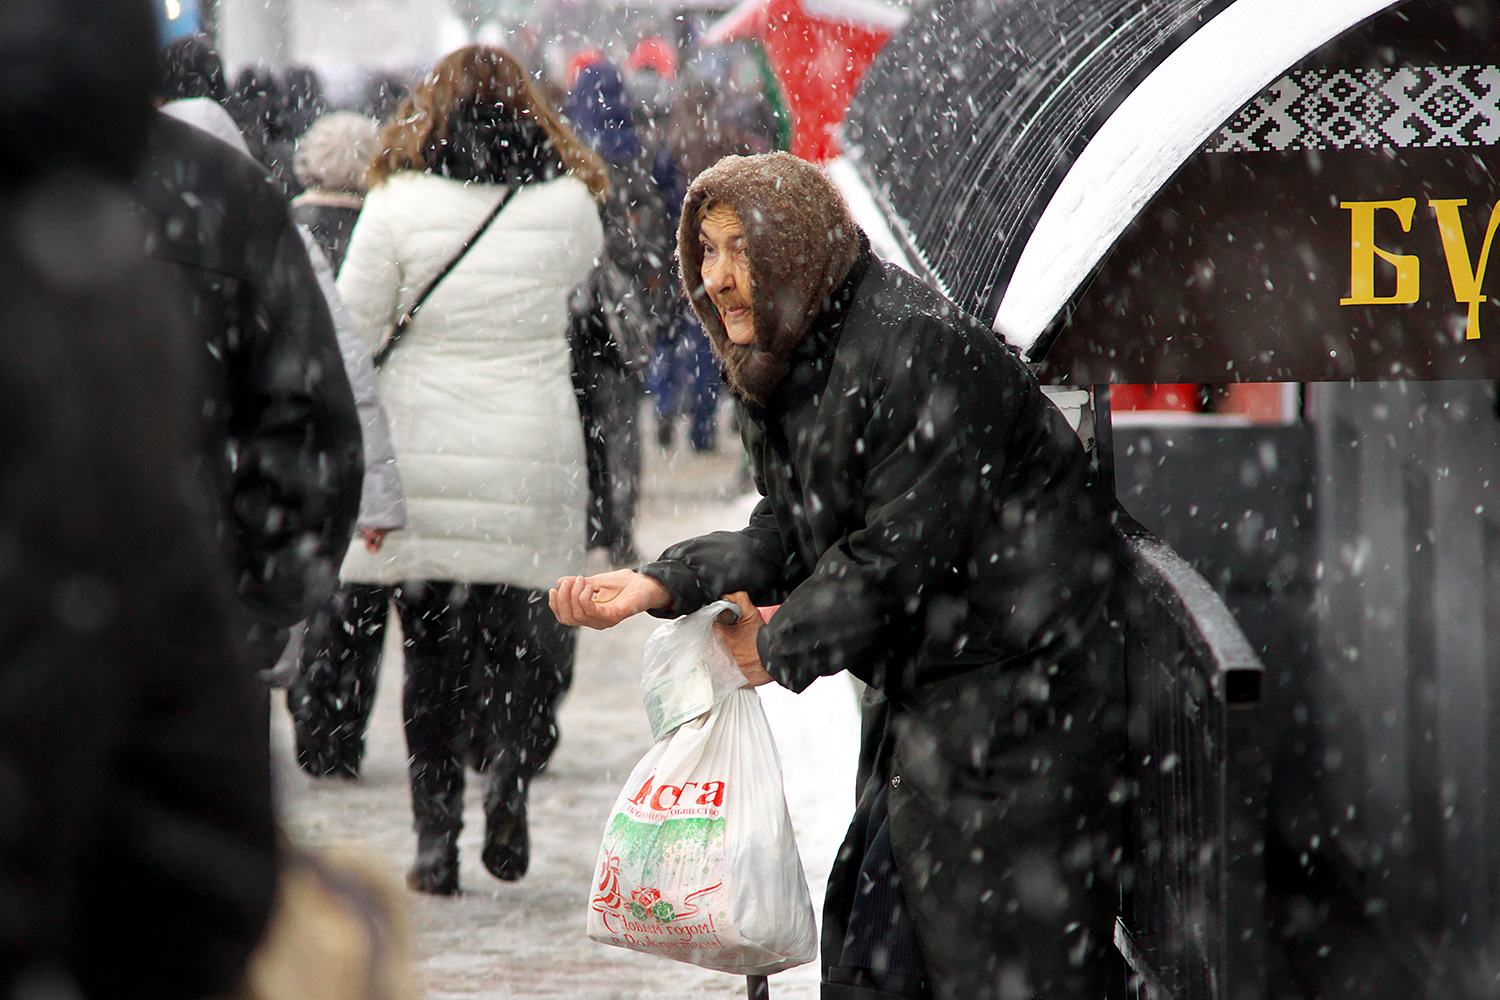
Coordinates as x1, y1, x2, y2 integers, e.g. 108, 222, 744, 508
271, 432, 861, 999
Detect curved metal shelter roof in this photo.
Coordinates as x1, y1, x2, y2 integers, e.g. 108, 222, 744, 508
842, 0, 1404, 359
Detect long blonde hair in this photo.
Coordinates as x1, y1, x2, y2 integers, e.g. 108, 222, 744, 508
368, 45, 608, 197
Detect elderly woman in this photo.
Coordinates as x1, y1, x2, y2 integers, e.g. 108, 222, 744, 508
291, 110, 383, 272
336, 45, 606, 895
553, 153, 1126, 1000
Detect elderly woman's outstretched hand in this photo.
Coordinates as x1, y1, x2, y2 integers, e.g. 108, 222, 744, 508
549, 569, 671, 629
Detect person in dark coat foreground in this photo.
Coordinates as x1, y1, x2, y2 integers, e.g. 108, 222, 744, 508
134, 113, 365, 671
0, 189, 278, 1000
0, 0, 276, 995
553, 152, 1126, 1000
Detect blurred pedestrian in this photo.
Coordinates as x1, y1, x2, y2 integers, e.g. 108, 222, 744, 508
226, 65, 279, 159
292, 111, 383, 271
0, 0, 276, 995
335, 44, 606, 894
137, 69, 365, 673
648, 308, 722, 451
666, 78, 772, 185
277, 209, 408, 730
642, 84, 716, 457
564, 58, 677, 566
255, 68, 323, 200
551, 153, 1127, 1000
281, 215, 408, 773
624, 36, 678, 125
281, 65, 327, 143
283, 109, 411, 781
360, 70, 411, 124
158, 34, 228, 105
158, 97, 411, 795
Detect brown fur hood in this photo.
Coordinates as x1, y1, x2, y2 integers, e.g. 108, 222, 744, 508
678, 152, 862, 404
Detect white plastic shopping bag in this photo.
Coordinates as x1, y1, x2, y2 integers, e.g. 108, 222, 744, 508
588, 600, 819, 976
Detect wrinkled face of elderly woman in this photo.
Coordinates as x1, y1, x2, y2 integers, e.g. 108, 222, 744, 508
698, 204, 755, 346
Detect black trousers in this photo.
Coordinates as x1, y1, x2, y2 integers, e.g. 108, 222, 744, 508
287, 581, 575, 832
287, 582, 390, 777
398, 582, 575, 836
571, 337, 643, 556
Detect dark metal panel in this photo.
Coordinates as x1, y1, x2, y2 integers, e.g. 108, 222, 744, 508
1430, 417, 1492, 957
1485, 519, 1500, 952
1349, 387, 1418, 929
1306, 379, 1500, 994
1402, 460, 1444, 936
1116, 425, 1309, 1000
1120, 519, 1268, 1000
1114, 425, 1317, 597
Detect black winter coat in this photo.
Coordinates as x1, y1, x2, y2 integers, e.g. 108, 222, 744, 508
135, 116, 364, 666
0, 179, 276, 999
291, 198, 359, 274
642, 251, 1127, 1000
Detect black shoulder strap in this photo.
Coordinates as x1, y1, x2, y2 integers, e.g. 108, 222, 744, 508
373, 184, 519, 368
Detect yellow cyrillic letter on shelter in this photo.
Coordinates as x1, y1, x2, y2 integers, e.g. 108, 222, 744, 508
1430, 198, 1500, 340
1340, 198, 1420, 306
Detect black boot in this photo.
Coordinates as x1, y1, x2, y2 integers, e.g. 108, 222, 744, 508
482, 769, 530, 882
407, 777, 464, 896
407, 827, 460, 896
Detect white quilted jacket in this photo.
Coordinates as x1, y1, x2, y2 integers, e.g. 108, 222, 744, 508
335, 170, 603, 589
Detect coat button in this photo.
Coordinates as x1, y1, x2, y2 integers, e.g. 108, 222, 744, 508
891, 774, 901, 789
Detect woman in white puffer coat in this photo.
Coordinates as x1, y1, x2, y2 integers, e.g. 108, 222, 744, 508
331, 45, 606, 896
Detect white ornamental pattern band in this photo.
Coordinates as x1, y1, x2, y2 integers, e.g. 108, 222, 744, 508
1207, 65, 1500, 152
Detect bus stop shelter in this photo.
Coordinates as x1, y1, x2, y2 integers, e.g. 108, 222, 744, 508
843, 0, 1500, 996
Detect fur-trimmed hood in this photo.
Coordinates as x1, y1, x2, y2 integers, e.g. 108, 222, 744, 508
677, 152, 861, 404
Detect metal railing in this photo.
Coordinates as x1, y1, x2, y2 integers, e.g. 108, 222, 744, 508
1118, 518, 1268, 1000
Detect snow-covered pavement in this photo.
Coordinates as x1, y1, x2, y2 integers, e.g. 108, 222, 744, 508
271, 426, 861, 999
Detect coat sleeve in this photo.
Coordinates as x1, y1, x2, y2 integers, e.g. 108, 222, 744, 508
299, 228, 406, 531
334, 185, 403, 356
231, 210, 364, 629
755, 314, 1111, 694
639, 468, 801, 615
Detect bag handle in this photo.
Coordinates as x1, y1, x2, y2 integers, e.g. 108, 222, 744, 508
373, 184, 518, 368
